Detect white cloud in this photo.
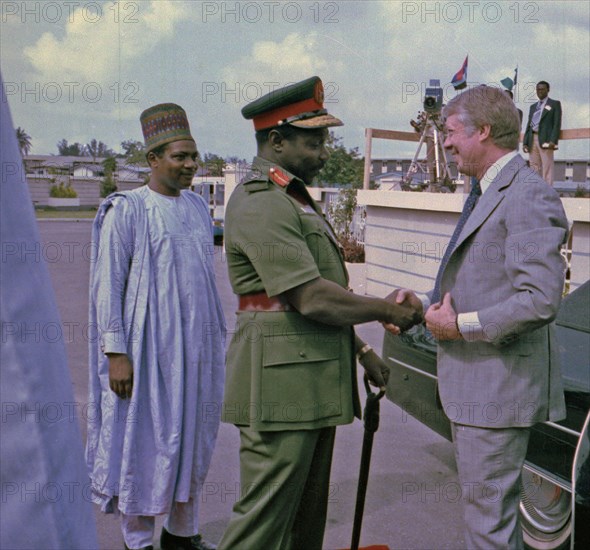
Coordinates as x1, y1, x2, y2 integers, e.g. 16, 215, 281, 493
532, 22, 590, 59
221, 33, 331, 97
5, 0, 587, 159
23, 1, 186, 82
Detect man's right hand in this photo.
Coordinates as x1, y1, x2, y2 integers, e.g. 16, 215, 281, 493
383, 288, 423, 332
393, 288, 423, 311
108, 353, 133, 399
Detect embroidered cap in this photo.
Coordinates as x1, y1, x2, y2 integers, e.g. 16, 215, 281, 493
241, 76, 343, 131
140, 103, 195, 153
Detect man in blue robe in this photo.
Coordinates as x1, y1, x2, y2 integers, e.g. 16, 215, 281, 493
86, 104, 226, 550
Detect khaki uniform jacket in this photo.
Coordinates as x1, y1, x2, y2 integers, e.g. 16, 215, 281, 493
222, 157, 361, 431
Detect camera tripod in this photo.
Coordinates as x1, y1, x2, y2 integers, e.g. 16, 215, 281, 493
402, 111, 454, 192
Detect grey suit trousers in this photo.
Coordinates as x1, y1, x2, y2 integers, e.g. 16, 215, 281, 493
452, 423, 530, 549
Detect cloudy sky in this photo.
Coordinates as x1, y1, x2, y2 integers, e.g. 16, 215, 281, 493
2, 0, 589, 160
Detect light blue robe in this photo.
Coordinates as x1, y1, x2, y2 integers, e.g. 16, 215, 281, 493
86, 185, 226, 515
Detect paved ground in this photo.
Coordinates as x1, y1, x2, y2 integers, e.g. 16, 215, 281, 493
39, 219, 465, 550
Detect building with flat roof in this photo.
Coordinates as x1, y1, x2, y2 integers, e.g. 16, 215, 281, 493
370, 158, 589, 196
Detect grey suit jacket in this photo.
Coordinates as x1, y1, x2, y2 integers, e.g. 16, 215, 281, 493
436, 155, 568, 427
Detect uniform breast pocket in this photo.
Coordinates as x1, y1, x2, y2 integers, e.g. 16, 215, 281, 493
303, 230, 341, 267
260, 332, 342, 423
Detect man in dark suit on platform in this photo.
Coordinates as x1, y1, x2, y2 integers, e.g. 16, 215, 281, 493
523, 80, 562, 185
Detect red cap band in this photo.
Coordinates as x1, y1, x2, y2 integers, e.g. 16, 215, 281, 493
253, 97, 323, 131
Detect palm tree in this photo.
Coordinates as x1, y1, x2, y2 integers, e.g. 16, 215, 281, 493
16, 127, 32, 157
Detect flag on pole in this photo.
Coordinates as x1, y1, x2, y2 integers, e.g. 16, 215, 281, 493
451, 56, 468, 90
501, 67, 518, 91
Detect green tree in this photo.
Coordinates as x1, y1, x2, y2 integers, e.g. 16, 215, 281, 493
121, 139, 147, 165
101, 173, 117, 198
225, 155, 248, 165
85, 139, 116, 160
100, 156, 118, 198
49, 181, 78, 198
102, 156, 117, 174
16, 127, 32, 157
328, 187, 357, 238
327, 187, 366, 263
318, 134, 367, 262
201, 153, 225, 177
121, 139, 143, 156
317, 132, 364, 188
57, 139, 85, 156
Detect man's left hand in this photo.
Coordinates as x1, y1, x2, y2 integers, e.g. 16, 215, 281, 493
359, 350, 390, 390
425, 293, 462, 341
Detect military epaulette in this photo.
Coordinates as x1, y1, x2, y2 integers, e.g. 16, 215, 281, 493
242, 169, 263, 183
269, 166, 292, 188
242, 170, 270, 193
243, 180, 271, 193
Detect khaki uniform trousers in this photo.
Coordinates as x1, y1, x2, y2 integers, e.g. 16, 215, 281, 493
218, 426, 336, 550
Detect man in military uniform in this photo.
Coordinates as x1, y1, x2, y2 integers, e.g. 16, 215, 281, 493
218, 76, 421, 550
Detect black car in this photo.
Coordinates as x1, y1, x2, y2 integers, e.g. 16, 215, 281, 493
383, 280, 590, 549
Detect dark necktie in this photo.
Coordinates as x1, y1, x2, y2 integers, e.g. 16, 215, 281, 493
431, 178, 481, 303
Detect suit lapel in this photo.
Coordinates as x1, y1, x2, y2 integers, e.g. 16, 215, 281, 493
540, 98, 554, 121
453, 155, 525, 251
455, 188, 504, 250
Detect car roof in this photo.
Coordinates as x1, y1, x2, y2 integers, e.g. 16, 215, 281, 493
557, 280, 590, 332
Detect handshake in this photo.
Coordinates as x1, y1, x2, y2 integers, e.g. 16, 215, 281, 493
381, 288, 424, 334
381, 288, 462, 341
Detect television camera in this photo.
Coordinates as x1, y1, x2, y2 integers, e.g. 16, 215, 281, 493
403, 80, 455, 192
423, 83, 444, 114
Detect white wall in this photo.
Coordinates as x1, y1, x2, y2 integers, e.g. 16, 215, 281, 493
357, 190, 590, 297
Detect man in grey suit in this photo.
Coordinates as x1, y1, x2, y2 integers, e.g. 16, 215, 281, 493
395, 85, 568, 549
522, 80, 562, 185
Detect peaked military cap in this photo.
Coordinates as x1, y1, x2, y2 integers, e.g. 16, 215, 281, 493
140, 103, 195, 153
242, 76, 343, 131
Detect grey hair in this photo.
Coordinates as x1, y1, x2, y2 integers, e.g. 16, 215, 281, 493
443, 85, 520, 150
